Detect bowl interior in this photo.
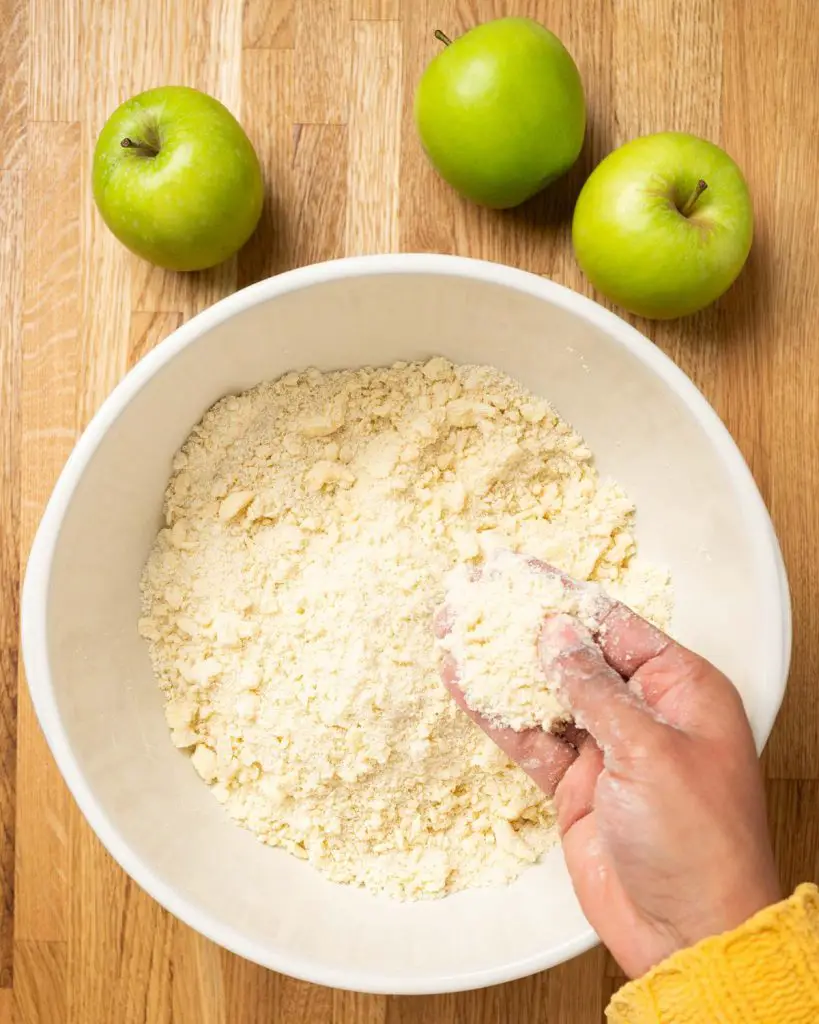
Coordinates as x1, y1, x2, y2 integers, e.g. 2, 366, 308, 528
27, 263, 788, 993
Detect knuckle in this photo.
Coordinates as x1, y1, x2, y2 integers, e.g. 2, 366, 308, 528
553, 644, 607, 683
621, 718, 676, 764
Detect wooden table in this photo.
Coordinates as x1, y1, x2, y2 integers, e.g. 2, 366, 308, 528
2, 1, 818, 1020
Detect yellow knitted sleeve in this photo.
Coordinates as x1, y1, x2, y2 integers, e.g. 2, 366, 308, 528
606, 884, 819, 1024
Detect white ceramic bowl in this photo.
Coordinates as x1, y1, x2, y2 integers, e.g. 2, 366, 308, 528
22, 254, 790, 994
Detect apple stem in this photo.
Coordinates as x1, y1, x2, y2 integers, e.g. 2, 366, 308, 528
681, 179, 708, 217
433, 29, 452, 46
120, 137, 159, 157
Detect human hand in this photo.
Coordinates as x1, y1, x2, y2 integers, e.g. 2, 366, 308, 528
437, 563, 781, 979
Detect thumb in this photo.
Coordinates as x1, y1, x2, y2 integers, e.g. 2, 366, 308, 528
540, 615, 664, 762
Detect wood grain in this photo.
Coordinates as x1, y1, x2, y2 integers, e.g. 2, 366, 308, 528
346, 20, 402, 255
128, 312, 184, 370
547, 949, 606, 1023
238, 48, 296, 285
0, 0, 28, 172
335, 991, 387, 1024
0, 988, 11, 1024
28, 0, 78, 120
397, 0, 458, 255
351, 0, 400, 19
244, 0, 296, 49
724, 0, 819, 781
291, 124, 349, 266
12, 942, 65, 1024
0, 168, 22, 991
15, 122, 80, 949
4, 0, 819, 1021
294, 0, 351, 123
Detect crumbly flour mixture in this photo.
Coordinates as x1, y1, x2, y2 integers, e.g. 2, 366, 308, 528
139, 357, 672, 899
438, 551, 624, 732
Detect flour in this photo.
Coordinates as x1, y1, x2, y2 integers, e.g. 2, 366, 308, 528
438, 552, 612, 731
139, 358, 672, 900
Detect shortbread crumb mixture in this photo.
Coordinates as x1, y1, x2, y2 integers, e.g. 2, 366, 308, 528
438, 552, 615, 732
139, 358, 672, 899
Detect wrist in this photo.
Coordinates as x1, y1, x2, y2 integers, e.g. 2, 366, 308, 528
669, 876, 782, 955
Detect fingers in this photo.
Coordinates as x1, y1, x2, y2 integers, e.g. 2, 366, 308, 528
596, 602, 671, 680
437, 551, 730, 784
595, 603, 743, 730
433, 604, 452, 640
539, 615, 663, 757
440, 654, 579, 796
553, 734, 604, 836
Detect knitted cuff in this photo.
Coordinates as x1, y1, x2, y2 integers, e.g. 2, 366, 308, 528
606, 884, 819, 1024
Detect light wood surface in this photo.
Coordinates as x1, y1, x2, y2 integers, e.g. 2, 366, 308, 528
2, 1, 819, 1021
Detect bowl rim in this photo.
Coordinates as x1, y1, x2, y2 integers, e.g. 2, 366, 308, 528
21, 253, 792, 995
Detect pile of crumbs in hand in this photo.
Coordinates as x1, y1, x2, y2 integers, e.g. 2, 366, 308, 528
139, 357, 672, 900
437, 551, 616, 732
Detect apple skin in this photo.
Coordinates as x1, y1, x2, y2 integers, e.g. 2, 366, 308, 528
414, 18, 585, 209
572, 132, 753, 319
93, 86, 264, 272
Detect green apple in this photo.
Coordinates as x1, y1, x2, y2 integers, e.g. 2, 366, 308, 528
414, 18, 585, 209
572, 132, 753, 319
93, 86, 264, 272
